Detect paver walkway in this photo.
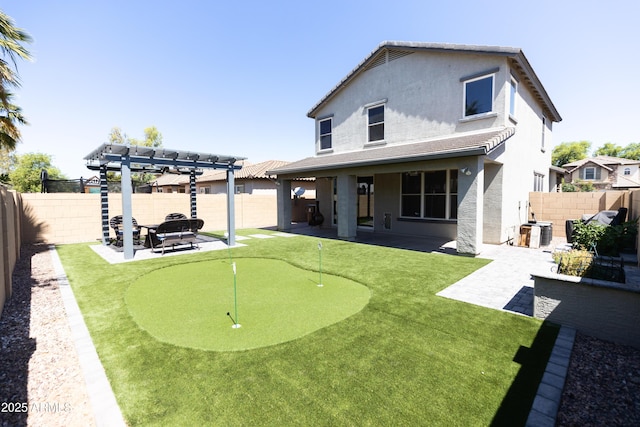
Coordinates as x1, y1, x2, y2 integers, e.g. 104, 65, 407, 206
437, 241, 563, 316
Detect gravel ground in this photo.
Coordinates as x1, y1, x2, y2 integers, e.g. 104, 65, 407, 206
556, 332, 640, 426
0, 244, 95, 427
1, 243, 640, 426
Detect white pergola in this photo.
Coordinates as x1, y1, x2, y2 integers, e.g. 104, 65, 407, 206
84, 143, 245, 260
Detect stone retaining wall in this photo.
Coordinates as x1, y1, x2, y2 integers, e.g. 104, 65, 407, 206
533, 272, 640, 349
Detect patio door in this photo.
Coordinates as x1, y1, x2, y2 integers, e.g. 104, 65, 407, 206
357, 176, 374, 228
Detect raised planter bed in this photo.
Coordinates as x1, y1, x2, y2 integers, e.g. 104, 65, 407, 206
533, 270, 640, 349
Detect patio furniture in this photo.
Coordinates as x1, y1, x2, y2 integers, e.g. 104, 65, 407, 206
110, 215, 141, 246
148, 218, 205, 254
165, 212, 187, 221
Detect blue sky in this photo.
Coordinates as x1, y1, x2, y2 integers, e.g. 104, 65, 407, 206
5, 0, 640, 178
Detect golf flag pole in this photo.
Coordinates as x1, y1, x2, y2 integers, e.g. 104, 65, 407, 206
317, 241, 323, 287
232, 262, 241, 328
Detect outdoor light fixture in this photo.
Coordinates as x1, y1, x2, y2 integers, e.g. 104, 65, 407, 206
461, 167, 472, 176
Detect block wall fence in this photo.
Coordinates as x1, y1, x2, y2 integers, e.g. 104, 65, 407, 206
0, 187, 22, 318
18, 192, 314, 244
528, 191, 636, 237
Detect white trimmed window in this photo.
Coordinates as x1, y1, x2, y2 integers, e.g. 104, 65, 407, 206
533, 172, 545, 192
367, 104, 385, 142
319, 118, 332, 150
583, 167, 600, 180
400, 170, 458, 219
624, 167, 631, 176
509, 77, 517, 117
541, 115, 547, 152
464, 74, 494, 117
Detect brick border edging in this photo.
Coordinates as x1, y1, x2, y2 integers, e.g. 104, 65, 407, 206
525, 326, 576, 426
49, 245, 127, 427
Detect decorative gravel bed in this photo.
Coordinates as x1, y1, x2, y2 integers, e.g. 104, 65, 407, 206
556, 332, 640, 426
1, 243, 639, 426
0, 244, 95, 427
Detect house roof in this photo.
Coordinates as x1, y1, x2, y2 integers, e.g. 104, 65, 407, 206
562, 156, 640, 173
197, 160, 293, 183
307, 41, 562, 123
268, 127, 515, 176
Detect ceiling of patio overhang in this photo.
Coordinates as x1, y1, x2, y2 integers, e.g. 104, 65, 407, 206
84, 143, 246, 173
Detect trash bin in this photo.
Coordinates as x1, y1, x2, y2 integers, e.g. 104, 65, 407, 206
537, 222, 553, 246
565, 219, 578, 244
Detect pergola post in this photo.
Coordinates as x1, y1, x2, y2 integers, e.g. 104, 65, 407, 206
189, 171, 197, 218
226, 167, 236, 246
100, 165, 110, 245
121, 155, 134, 260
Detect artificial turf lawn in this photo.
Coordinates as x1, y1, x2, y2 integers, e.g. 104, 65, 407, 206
57, 230, 558, 426
125, 258, 370, 351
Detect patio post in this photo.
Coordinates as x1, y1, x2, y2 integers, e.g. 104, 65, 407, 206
457, 156, 484, 255
121, 155, 134, 260
276, 178, 292, 231
226, 167, 236, 246
189, 170, 197, 218
100, 165, 110, 245
336, 174, 357, 240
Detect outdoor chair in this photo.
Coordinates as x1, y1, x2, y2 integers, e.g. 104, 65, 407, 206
110, 215, 141, 246
165, 212, 187, 221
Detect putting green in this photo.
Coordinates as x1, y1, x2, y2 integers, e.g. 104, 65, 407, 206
125, 258, 370, 351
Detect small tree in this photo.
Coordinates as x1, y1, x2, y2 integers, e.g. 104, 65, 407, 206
107, 126, 164, 187
9, 152, 65, 192
552, 141, 591, 166
593, 142, 623, 157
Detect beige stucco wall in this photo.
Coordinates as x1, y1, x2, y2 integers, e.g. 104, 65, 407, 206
307, 49, 554, 247
20, 192, 278, 244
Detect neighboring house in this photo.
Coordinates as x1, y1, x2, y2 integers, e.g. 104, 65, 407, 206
196, 160, 316, 197
152, 160, 316, 197
562, 156, 640, 190
152, 171, 189, 193
81, 176, 101, 193
269, 41, 561, 255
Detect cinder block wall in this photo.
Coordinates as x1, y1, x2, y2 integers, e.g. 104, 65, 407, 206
20, 193, 279, 244
528, 191, 630, 237
0, 187, 22, 319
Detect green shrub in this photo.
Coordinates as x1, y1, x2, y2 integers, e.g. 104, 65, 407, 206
572, 219, 638, 256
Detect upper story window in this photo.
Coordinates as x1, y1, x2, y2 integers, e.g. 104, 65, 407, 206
541, 115, 547, 152
533, 172, 544, 192
583, 166, 601, 180
464, 74, 494, 117
367, 105, 385, 142
624, 167, 631, 176
319, 118, 332, 150
509, 77, 517, 117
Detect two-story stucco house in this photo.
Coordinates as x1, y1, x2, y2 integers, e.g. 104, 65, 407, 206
269, 41, 562, 255
562, 156, 640, 190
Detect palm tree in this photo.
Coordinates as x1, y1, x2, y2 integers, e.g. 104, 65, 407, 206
0, 93, 27, 149
0, 10, 31, 149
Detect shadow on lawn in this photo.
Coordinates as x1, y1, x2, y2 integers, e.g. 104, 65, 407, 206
491, 321, 560, 427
